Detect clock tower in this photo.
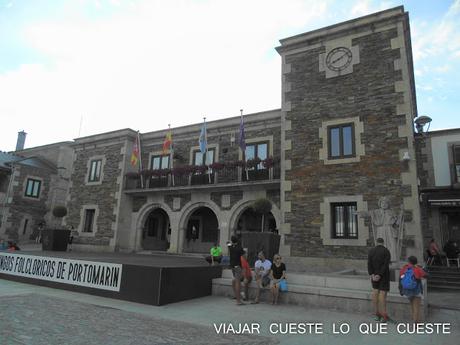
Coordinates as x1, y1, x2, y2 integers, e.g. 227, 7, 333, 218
275, 7, 422, 270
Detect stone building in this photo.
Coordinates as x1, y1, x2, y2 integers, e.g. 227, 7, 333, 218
0, 152, 56, 242
5, 6, 438, 270
417, 128, 460, 250
276, 6, 422, 269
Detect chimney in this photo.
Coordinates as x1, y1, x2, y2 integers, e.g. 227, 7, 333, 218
16, 130, 27, 151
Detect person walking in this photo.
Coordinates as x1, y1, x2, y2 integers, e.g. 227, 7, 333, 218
399, 256, 427, 323
228, 235, 245, 305
240, 251, 252, 301
252, 251, 272, 304
368, 237, 391, 322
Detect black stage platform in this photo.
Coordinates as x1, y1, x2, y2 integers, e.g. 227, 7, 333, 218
0, 250, 222, 306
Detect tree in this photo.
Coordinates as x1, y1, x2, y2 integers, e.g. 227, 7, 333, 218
52, 205, 68, 229
251, 198, 272, 232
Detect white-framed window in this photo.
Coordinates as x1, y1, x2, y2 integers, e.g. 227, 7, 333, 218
88, 159, 102, 182
150, 155, 170, 170
24, 178, 41, 198
192, 148, 215, 166
328, 124, 355, 159
85, 156, 106, 185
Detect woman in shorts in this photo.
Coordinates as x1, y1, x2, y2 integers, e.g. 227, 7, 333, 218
269, 254, 286, 305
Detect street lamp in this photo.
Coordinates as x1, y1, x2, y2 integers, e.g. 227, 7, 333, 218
414, 115, 432, 134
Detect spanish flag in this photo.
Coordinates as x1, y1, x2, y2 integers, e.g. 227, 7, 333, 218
131, 134, 140, 167
162, 130, 172, 154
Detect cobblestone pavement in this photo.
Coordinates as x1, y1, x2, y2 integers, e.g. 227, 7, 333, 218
0, 294, 276, 345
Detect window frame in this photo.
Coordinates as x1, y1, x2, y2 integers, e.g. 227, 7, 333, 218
88, 159, 102, 183
24, 178, 41, 198
331, 202, 358, 239
453, 145, 460, 183
327, 123, 356, 160
245, 141, 269, 169
150, 154, 170, 170
192, 148, 216, 166
83, 209, 96, 233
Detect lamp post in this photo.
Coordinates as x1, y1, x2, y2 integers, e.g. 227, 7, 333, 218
414, 115, 432, 134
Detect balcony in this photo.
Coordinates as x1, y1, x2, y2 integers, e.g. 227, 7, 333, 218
124, 161, 280, 193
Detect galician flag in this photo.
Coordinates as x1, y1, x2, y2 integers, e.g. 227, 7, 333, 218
199, 120, 207, 154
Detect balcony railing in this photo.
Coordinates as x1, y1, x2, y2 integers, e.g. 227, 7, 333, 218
124, 161, 281, 190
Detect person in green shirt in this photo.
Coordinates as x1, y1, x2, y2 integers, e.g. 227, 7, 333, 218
205, 242, 222, 265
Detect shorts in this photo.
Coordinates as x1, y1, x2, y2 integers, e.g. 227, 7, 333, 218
232, 266, 242, 280
371, 278, 390, 291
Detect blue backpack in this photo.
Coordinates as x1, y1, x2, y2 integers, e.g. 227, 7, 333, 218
401, 267, 418, 290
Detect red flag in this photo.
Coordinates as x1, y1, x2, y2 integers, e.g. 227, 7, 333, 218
162, 130, 172, 154
131, 136, 140, 167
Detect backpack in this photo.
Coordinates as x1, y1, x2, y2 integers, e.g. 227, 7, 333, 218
400, 267, 418, 290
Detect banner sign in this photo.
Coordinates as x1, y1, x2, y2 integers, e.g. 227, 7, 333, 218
0, 253, 122, 292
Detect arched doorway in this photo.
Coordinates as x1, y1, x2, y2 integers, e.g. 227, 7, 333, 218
184, 206, 219, 253
236, 208, 277, 233
142, 208, 170, 251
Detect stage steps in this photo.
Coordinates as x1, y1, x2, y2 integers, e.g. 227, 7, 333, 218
212, 269, 423, 320
427, 266, 460, 291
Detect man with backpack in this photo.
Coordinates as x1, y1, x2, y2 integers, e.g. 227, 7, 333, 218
399, 256, 427, 322
368, 237, 391, 322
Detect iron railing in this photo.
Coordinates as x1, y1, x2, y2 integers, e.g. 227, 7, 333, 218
124, 161, 281, 190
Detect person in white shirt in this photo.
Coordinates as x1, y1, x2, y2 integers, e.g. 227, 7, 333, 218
252, 251, 272, 304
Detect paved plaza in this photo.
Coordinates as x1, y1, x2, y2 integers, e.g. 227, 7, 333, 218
0, 279, 458, 345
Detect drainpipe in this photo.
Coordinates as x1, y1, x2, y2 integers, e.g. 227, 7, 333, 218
0, 163, 16, 236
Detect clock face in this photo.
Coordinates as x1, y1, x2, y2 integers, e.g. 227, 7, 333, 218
325, 47, 353, 72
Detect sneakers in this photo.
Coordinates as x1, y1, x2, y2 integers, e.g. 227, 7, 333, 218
373, 313, 382, 321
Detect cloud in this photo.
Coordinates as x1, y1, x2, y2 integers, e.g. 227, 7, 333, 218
0, 0, 330, 150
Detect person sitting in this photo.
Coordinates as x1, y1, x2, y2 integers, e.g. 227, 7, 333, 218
428, 238, 441, 265
252, 251, 272, 304
240, 251, 252, 301
270, 254, 286, 305
205, 242, 222, 265
0, 239, 7, 251
7, 241, 20, 251
444, 240, 460, 259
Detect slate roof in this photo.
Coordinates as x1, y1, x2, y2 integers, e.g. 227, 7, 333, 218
0, 151, 57, 172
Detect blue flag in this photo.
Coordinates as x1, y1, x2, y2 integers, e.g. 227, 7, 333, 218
239, 115, 246, 152
199, 121, 207, 154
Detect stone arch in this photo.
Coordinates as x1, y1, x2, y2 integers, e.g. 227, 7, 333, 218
178, 201, 222, 253
228, 199, 281, 235
135, 202, 173, 251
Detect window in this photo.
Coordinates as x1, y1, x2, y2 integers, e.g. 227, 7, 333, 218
328, 124, 355, 159
83, 209, 96, 233
453, 145, 460, 183
245, 142, 268, 169
193, 148, 215, 166
331, 202, 358, 238
25, 178, 41, 198
88, 159, 102, 182
150, 155, 170, 170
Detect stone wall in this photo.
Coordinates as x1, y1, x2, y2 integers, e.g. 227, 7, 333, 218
67, 141, 125, 247
278, 8, 421, 263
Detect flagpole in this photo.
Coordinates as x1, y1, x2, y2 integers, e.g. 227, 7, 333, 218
137, 131, 144, 188
240, 109, 248, 181
169, 124, 175, 187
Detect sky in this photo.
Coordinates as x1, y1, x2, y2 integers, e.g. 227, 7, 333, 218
0, 0, 459, 151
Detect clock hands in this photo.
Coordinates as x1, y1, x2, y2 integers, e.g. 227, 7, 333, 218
331, 53, 347, 65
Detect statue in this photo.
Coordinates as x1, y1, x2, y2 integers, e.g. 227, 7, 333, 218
358, 196, 404, 262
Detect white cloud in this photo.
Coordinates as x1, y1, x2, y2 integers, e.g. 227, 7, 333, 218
0, 0, 329, 150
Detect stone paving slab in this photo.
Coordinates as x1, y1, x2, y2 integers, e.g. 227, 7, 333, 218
0, 279, 459, 345
0, 294, 276, 345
